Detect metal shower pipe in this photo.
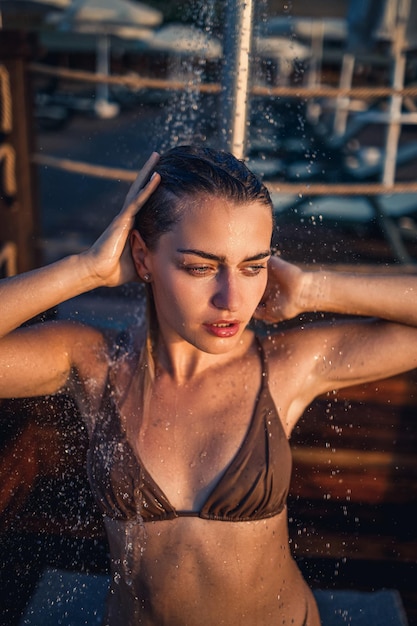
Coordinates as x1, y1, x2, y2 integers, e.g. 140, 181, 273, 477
221, 0, 255, 159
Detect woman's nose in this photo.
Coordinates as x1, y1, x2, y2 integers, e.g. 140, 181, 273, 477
211, 272, 241, 312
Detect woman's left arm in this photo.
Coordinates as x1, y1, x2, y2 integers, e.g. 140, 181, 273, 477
256, 256, 417, 326
302, 267, 417, 327
255, 256, 417, 392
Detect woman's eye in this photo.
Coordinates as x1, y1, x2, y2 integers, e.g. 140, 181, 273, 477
186, 266, 212, 276
182, 264, 266, 276
244, 265, 266, 275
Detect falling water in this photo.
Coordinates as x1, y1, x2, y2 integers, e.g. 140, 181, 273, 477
8, 0, 408, 622
158, 1, 219, 151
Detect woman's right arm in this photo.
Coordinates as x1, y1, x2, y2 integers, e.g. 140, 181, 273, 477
0, 152, 160, 399
0, 255, 106, 398
0, 254, 100, 338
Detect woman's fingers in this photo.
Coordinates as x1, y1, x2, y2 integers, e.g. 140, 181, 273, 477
122, 151, 160, 211
126, 171, 161, 218
253, 256, 304, 323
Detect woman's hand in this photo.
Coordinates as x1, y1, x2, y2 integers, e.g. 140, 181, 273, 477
82, 152, 161, 287
253, 256, 305, 323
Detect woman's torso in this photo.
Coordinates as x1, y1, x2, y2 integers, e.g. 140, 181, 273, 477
103, 513, 319, 626
81, 329, 320, 626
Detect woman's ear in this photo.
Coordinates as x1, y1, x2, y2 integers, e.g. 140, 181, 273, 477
130, 230, 152, 281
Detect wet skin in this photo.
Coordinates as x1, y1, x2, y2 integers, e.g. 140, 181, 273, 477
97, 198, 320, 624
3, 153, 417, 625
100, 336, 319, 626
130, 196, 273, 370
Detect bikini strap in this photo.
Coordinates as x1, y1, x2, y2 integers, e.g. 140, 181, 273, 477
97, 330, 132, 418
255, 335, 269, 387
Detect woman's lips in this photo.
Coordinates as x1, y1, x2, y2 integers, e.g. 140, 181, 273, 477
203, 321, 240, 338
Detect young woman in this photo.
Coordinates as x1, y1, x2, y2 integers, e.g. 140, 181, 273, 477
1, 145, 417, 626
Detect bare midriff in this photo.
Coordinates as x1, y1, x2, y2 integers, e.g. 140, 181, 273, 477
103, 508, 321, 626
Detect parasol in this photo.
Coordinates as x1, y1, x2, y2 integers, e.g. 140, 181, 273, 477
48, 0, 163, 118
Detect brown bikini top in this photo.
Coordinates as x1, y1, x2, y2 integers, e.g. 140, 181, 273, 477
87, 337, 292, 522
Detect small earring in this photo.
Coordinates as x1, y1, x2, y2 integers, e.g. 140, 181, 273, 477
143, 273, 151, 282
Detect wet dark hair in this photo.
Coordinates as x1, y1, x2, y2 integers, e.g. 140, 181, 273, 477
134, 144, 273, 250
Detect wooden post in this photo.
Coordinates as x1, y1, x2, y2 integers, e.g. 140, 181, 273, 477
0, 31, 40, 275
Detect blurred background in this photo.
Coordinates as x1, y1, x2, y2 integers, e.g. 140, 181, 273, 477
0, 0, 417, 624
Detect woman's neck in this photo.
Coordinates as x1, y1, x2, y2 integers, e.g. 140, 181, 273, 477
153, 329, 255, 384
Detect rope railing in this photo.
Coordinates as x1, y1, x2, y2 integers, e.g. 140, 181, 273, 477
32, 153, 138, 182
0, 65, 12, 133
31, 153, 417, 195
0, 65, 16, 197
30, 62, 417, 196
266, 181, 417, 195
0, 241, 17, 277
29, 63, 222, 94
0, 144, 17, 196
30, 61, 417, 99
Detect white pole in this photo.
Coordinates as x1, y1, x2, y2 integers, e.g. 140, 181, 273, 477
221, 0, 255, 159
95, 33, 119, 119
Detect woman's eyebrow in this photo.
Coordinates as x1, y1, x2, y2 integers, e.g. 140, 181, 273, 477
177, 249, 271, 262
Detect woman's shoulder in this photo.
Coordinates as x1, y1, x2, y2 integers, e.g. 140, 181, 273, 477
51, 320, 111, 383
255, 323, 327, 374
255, 325, 303, 354
65, 323, 141, 409
54, 320, 143, 356
256, 318, 336, 355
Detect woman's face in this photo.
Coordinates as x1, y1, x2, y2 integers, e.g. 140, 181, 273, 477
143, 195, 273, 354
